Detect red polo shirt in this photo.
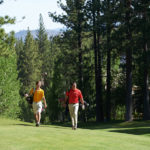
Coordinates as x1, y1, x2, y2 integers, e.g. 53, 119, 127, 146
66, 88, 83, 104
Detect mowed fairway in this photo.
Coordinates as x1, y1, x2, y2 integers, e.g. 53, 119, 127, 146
0, 118, 150, 150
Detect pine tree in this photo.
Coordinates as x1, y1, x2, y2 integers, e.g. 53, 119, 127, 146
0, 0, 21, 118
0, 20, 21, 118
36, 14, 52, 91
19, 29, 40, 94
49, 0, 86, 90
86, 0, 104, 122
103, 0, 115, 121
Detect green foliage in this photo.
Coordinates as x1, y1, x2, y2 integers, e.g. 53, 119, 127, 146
4, 0, 150, 122
36, 14, 52, 90
0, 29, 15, 56
0, 2, 22, 119
0, 28, 21, 118
18, 29, 40, 94
0, 16, 15, 27
0, 55, 21, 118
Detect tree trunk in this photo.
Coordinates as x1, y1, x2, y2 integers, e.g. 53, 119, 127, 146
96, 0, 104, 122
143, 43, 150, 120
97, 32, 104, 122
125, 0, 133, 121
143, 6, 150, 120
92, 0, 99, 122
77, 0, 83, 90
78, 27, 83, 90
106, 0, 111, 121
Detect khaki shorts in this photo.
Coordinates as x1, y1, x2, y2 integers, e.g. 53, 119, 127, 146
32, 101, 42, 114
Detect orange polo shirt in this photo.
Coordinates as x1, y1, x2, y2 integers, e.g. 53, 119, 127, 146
30, 88, 44, 103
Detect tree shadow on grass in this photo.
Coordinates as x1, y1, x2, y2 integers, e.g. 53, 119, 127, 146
13, 123, 34, 127
50, 121, 120, 130
46, 122, 71, 128
50, 120, 150, 132
109, 127, 150, 136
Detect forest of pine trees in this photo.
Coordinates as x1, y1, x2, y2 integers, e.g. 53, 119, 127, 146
1, 0, 150, 123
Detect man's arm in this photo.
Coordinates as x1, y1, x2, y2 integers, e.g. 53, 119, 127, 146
79, 90, 84, 104
43, 97, 47, 108
80, 97, 84, 105
65, 95, 68, 103
63, 95, 68, 107
25, 88, 33, 97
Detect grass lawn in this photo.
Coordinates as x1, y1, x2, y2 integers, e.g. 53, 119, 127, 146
0, 118, 150, 150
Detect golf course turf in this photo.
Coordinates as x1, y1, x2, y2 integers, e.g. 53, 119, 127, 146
0, 118, 150, 150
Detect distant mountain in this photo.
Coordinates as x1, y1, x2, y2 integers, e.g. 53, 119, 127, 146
15, 28, 64, 40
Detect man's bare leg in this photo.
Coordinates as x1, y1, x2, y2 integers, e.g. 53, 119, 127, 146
34, 114, 38, 124
37, 112, 41, 125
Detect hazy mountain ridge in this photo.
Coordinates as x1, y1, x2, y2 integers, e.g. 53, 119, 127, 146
15, 28, 63, 40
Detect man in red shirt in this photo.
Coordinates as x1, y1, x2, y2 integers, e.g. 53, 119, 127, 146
65, 82, 84, 130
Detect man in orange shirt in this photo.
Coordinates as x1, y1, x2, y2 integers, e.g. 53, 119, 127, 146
25, 81, 47, 126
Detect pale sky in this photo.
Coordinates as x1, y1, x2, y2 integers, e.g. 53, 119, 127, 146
0, 0, 65, 33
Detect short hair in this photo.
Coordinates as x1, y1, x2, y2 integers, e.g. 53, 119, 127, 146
36, 80, 41, 85
70, 82, 76, 86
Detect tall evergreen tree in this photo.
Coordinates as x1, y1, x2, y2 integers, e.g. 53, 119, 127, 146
49, 0, 86, 90
0, 7, 21, 118
19, 29, 40, 94
102, 0, 116, 121
87, 0, 104, 122
36, 14, 51, 91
